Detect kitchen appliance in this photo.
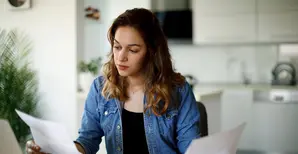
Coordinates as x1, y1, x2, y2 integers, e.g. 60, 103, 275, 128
154, 10, 192, 41
275, 44, 298, 85
271, 62, 296, 86
151, 0, 192, 43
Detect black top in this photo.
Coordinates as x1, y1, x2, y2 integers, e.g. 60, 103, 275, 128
122, 108, 149, 154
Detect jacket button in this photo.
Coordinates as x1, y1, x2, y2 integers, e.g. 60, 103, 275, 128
166, 114, 171, 119
117, 125, 121, 129
104, 111, 108, 116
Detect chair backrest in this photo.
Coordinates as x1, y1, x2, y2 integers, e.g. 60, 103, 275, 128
0, 119, 23, 154
197, 101, 208, 137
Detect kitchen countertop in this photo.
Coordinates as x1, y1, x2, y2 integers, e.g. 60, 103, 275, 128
78, 83, 297, 103
191, 83, 298, 101
193, 87, 223, 101
195, 83, 298, 91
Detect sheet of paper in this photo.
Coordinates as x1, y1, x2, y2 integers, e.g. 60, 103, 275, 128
185, 123, 246, 154
15, 109, 81, 154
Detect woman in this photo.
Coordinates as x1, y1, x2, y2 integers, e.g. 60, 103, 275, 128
26, 8, 200, 154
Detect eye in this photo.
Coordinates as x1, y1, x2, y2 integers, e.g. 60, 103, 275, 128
113, 46, 121, 51
129, 50, 138, 53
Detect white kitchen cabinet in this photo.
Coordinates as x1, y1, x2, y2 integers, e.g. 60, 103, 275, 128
257, 0, 298, 43
257, 11, 298, 43
192, 0, 257, 44
193, 14, 256, 44
194, 0, 256, 15
251, 102, 298, 152
258, 0, 298, 13
193, 0, 298, 44
221, 90, 254, 150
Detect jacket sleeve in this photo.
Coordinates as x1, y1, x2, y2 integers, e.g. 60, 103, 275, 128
176, 82, 201, 153
75, 77, 104, 154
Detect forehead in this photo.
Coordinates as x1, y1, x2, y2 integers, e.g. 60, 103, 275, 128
114, 26, 145, 46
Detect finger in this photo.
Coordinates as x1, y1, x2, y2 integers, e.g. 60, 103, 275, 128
28, 141, 41, 151
34, 145, 41, 151
26, 140, 33, 148
27, 148, 35, 154
27, 140, 36, 149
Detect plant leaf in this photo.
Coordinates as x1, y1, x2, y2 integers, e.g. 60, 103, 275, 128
0, 28, 39, 147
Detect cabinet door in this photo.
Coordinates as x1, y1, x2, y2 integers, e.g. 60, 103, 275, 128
257, 0, 298, 43
192, 0, 257, 44
258, 0, 298, 13
221, 90, 254, 149
251, 102, 298, 152
258, 11, 298, 43
194, 0, 255, 15
193, 14, 256, 44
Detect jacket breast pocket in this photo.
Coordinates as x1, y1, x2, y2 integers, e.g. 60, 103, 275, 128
158, 109, 178, 136
98, 105, 118, 134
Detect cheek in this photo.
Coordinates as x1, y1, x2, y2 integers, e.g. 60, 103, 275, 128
131, 55, 146, 70
133, 55, 145, 64
139, 53, 147, 65
113, 52, 118, 61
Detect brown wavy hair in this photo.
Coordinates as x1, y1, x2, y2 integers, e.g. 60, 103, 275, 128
101, 8, 185, 116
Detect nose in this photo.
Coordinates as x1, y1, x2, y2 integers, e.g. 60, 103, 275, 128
118, 49, 128, 62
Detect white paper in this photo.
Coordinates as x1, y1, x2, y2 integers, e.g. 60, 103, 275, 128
185, 123, 246, 154
15, 109, 81, 154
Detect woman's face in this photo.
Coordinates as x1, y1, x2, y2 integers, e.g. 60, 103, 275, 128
113, 26, 147, 77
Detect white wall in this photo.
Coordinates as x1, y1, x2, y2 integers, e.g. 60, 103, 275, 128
0, 0, 82, 139
77, 0, 85, 63
83, 0, 105, 61
170, 44, 279, 84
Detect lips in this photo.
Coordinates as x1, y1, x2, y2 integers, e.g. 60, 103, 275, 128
117, 65, 129, 70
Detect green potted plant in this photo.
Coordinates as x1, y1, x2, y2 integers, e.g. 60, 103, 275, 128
78, 57, 102, 92
0, 29, 39, 151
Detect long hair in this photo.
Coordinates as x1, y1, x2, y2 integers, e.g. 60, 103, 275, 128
101, 8, 185, 116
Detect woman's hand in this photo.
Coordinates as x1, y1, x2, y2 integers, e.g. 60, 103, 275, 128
25, 140, 47, 154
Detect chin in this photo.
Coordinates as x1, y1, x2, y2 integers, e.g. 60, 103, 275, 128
118, 73, 129, 77
117, 70, 130, 77
117, 68, 140, 77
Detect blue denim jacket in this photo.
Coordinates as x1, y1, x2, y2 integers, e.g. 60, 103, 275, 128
76, 76, 200, 154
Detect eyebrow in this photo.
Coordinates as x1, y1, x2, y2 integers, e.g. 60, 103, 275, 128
114, 39, 141, 47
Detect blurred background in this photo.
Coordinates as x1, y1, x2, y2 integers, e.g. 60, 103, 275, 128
1, 0, 298, 153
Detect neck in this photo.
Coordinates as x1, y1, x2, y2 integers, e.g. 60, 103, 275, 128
127, 75, 145, 89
